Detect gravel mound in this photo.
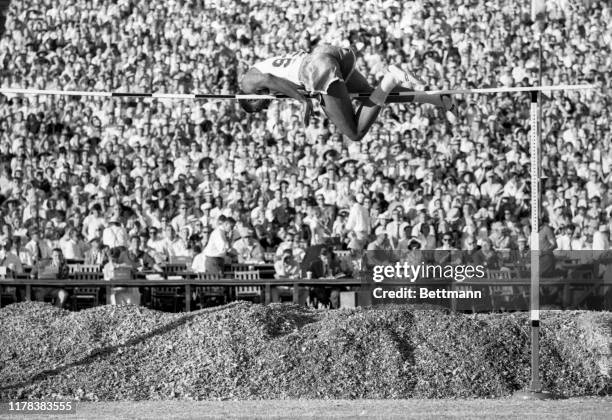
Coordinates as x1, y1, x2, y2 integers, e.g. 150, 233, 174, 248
0, 302, 609, 400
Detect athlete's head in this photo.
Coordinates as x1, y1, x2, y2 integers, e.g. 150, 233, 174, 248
239, 98, 271, 113
238, 70, 272, 113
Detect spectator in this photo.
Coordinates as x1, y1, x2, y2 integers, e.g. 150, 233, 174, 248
472, 239, 501, 270
386, 206, 409, 248
308, 248, 342, 279
82, 204, 106, 242
203, 215, 235, 274
592, 224, 610, 251
345, 193, 371, 250
171, 225, 193, 258
24, 228, 51, 265
191, 235, 211, 274
84, 238, 105, 266
233, 227, 265, 263
0, 238, 23, 274
307, 248, 344, 309
539, 215, 558, 277
102, 215, 129, 251
274, 248, 300, 279
104, 247, 140, 305
58, 227, 85, 261
120, 236, 161, 272
146, 226, 170, 263
33, 248, 69, 307
0, 0, 607, 313
272, 248, 301, 303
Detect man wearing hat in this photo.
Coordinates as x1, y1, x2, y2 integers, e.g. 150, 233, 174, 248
102, 215, 129, 251
367, 225, 392, 254
232, 227, 264, 263
332, 209, 349, 237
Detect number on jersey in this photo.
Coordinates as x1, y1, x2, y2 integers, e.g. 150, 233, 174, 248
272, 58, 292, 67
271, 51, 306, 68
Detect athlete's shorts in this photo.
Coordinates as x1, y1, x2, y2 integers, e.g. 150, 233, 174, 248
298, 44, 356, 95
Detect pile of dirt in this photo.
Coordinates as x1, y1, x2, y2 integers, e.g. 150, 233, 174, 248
0, 302, 609, 400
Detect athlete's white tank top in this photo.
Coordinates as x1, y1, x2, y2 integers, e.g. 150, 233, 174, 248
252, 51, 307, 86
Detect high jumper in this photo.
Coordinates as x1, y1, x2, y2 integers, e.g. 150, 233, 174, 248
238, 44, 458, 142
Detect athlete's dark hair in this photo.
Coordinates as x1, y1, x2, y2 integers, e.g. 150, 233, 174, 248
239, 98, 272, 113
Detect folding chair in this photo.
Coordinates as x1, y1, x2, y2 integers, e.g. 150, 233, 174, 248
230, 263, 251, 272
72, 264, 102, 310
234, 270, 262, 302
163, 262, 188, 279
0, 267, 18, 307
196, 273, 226, 308
488, 269, 521, 311
566, 267, 597, 309
151, 286, 184, 312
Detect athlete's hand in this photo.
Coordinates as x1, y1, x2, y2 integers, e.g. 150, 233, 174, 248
303, 98, 312, 126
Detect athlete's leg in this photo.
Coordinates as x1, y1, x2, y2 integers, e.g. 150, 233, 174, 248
346, 70, 416, 104
344, 70, 373, 93
320, 79, 382, 142
347, 71, 448, 106
346, 68, 457, 122
320, 67, 414, 141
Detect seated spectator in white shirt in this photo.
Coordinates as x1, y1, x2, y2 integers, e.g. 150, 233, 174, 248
102, 215, 129, 250
275, 229, 297, 258
293, 238, 308, 263
171, 225, 193, 258
0, 239, 24, 274
24, 228, 52, 264
84, 238, 106, 266
82, 204, 106, 242
171, 202, 190, 234
146, 226, 171, 263
233, 228, 265, 263
59, 227, 85, 261
592, 225, 610, 251
480, 172, 503, 200
274, 248, 300, 279
271, 248, 302, 303
556, 225, 574, 251
332, 210, 348, 237
191, 233, 212, 273
385, 207, 409, 248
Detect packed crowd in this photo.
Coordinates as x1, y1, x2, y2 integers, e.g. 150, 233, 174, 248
0, 0, 611, 284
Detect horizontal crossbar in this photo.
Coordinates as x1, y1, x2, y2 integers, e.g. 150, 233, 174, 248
0, 84, 597, 100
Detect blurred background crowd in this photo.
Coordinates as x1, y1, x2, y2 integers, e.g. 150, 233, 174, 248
0, 0, 611, 277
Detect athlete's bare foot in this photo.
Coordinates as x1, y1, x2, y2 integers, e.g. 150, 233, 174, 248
387, 65, 426, 88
